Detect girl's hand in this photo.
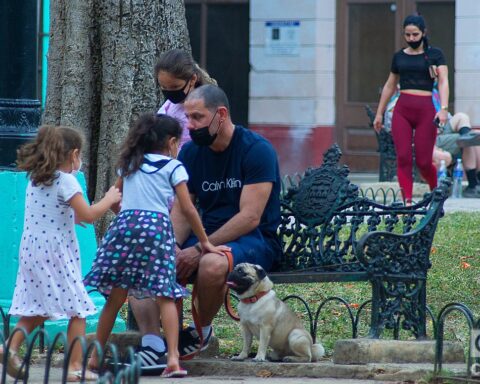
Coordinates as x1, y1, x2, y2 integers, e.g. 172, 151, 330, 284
200, 241, 231, 256
105, 186, 122, 204
373, 115, 384, 133
435, 109, 449, 127
75, 214, 87, 228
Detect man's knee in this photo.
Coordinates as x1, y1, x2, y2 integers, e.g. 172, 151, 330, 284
128, 297, 160, 330
198, 253, 228, 286
452, 112, 471, 130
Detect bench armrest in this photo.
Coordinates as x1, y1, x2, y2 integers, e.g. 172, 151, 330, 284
355, 229, 432, 278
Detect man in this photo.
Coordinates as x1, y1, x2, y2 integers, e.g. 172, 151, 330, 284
129, 84, 282, 370
433, 112, 480, 198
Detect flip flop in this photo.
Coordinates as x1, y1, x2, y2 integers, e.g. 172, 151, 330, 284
67, 369, 98, 382
0, 347, 25, 379
160, 366, 188, 378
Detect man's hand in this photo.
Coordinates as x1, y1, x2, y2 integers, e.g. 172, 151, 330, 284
176, 246, 201, 281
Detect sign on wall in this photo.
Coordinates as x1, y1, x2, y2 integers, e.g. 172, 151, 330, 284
265, 20, 300, 56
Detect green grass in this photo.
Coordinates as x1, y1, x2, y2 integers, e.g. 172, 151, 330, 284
203, 212, 480, 358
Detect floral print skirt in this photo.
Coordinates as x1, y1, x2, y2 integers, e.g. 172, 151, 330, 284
84, 209, 189, 300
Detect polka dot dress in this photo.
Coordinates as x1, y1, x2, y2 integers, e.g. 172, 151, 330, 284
9, 172, 97, 320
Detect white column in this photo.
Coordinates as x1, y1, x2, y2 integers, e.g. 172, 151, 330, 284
249, 0, 336, 127
455, 0, 480, 125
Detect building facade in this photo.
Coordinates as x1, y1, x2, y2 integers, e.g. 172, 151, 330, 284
35, 0, 480, 176
247, 0, 480, 175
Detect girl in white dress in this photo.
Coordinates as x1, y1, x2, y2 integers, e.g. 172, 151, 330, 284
0, 126, 121, 381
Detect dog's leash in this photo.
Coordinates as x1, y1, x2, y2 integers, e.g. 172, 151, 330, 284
223, 251, 240, 322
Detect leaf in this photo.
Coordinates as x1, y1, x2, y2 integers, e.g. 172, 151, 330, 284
256, 369, 273, 378
461, 262, 471, 269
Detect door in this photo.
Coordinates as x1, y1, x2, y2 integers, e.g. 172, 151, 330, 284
336, 0, 455, 172
185, 0, 249, 127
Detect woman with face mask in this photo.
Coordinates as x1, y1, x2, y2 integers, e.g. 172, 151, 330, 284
155, 49, 217, 150
373, 14, 449, 204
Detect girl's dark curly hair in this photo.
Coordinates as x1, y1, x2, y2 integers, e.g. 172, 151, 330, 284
17, 125, 83, 186
117, 113, 182, 177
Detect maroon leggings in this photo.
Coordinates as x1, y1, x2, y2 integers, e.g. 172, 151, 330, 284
391, 93, 437, 201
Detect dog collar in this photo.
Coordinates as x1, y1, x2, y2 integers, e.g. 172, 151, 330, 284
240, 290, 270, 304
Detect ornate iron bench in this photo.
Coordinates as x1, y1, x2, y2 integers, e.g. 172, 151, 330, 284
268, 144, 450, 340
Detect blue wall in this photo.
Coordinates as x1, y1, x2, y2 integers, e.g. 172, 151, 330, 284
0, 171, 125, 336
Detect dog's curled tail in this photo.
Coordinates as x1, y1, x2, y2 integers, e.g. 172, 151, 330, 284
311, 343, 325, 361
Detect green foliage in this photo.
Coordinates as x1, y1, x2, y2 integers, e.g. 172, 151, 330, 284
212, 212, 480, 358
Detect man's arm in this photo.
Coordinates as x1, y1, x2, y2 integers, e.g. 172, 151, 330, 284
175, 181, 272, 280
171, 193, 195, 246
207, 181, 272, 245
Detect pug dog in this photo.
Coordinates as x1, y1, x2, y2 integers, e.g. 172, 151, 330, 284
226, 263, 325, 362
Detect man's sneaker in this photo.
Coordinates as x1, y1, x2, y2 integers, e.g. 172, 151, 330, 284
135, 346, 167, 375
178, 325, 213, 360
463, 186, 480, 198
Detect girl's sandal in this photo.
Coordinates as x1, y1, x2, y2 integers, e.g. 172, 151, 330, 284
0, 347, 25, 379
67, 369, 99, 382
161, 366, 188, 378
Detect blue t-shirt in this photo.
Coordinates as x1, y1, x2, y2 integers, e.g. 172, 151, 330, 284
178, 125, 281, 248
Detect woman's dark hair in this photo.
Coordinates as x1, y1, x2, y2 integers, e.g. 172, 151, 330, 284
17, 125, 83, 186
154, 48, 217, 87
117, 113, 182, 177
403, 14, 429, 48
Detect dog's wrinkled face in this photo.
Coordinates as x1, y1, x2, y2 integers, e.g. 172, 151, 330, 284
226, 263, 266, 295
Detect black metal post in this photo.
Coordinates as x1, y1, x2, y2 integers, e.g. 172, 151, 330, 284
0, 0, 41, 168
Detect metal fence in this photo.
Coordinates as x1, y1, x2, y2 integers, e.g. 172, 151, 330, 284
0, 307, 140, 384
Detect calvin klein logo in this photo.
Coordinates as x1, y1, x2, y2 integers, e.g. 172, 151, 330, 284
202, 178, 242, 192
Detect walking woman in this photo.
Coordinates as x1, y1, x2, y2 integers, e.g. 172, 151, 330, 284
373, 14, 449, 204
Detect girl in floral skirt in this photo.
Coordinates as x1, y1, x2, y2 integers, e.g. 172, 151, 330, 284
84, 113, 229, 378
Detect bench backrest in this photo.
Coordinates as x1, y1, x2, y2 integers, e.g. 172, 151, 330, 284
277, 144, 450, 274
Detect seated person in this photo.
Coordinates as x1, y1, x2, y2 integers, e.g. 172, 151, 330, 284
128, 84, 283, 369
433, 112, 480, 198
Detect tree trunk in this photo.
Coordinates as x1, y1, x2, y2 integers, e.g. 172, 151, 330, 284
43, 0, 191, 235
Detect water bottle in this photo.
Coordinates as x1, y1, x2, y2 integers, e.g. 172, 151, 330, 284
452, 159, 463, 199
437, 159, 448, 185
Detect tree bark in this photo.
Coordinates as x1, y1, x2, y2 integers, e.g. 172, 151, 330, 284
43, 0, 191, 235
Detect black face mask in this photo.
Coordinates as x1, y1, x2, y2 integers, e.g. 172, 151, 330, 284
161, 80, 190, 104
189, 110, 220, 146
407, 39, 423, 49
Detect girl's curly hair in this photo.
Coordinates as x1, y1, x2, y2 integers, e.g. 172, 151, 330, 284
117, 113, 182, 177
16, 125, 83, 186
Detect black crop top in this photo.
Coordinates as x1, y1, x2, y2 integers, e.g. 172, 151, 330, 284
391, 47, 446, 91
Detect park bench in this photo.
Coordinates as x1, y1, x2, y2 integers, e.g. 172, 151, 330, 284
268, 144, 450, 340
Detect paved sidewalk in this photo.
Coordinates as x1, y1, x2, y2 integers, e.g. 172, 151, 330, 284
350, 172, 480, 212
3, 360, 466, 384
7, 366, 398, 384
443, 196, 480, 212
